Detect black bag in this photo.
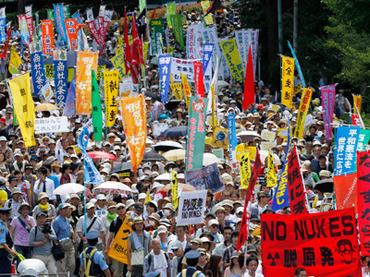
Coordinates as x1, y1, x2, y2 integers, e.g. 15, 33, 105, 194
52, 241, 65, 261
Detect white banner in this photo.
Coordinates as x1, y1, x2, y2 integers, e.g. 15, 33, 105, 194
119, 78, 137, 97
35, 116, 70, 134
187, 23, 204, 60
177, 190, 207, 226
171, 57, 198, 83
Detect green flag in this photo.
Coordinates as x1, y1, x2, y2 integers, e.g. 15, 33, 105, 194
91, 70, 103, 142
149, 19, 163, 55
139, 0, 146, 15
65, 5, 71, 18
47, 9, 54, 20
170, 15, 185, 51
165, 2, 176, 28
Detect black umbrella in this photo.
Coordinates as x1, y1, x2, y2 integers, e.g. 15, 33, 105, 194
161, 126, 188, 138
314, 178, 334, 193
165, 99, 182, 111
44, 51, 113, 68
110, 162, 132, 174
142, 150, 167, 162
144, 91, 161, 101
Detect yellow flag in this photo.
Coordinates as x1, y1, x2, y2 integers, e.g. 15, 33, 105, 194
9, 73, 36, 147
107, 217, 132, 264
9, 46, 22, 74
171, 170, 178, 210
294, 88, 312, 139
170, 83, 183, 100
219, 39, 244, 83
353, 95, 362, 114
181, 73, 191, 110
294, 82, 302, 95
240, 155, 252, 189
104, 70, 119, 127
266, 152, 277, 187
201, 0, 214, 25
281, 56, 295, 109
144, 188, 151, 205
236, 144, 256, 162
212, 127, 229, 150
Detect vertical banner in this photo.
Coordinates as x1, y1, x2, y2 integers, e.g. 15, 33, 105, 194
54, 4, 68, 44
0, 7, 6, 44
357, 150, 370, 255
165, 2, 176, 28
53, 50, 68, 109
18, 15, 30, 46
320, 84, 336, 140
9, 46, 22, 74
171, 171, 178, 210
201, 0, 214, 25
334, 126, 360, 176
107, 217, 132, 264
227, 113, 237, 162
243, 45, 255, 110
239, 155, 251, 189
104, 70, 119, 127
30, 44, 47, 97
170, 15, 185, 50
261, 208, 361, 277
281, 56, 294, 109
91, 70, 102, 142
186, 24, 196, 60
75, 51, 98, 115
353, 94, 362, 115
139, 0, 146, 14
101, 10, 112, 45
333, 173, 357, 212
149, 19, 163, 56
118, 95, 147, 173
202, 42, 214, 91
294, 88, 313, 139
219, 38, 244, 82
25, 5, 34, 41
98, 5, 106, 36
41, 20, 54, 55
65, 18, 78, 51
287, 146, 308, 214
86, 8, 103, 47
181, 73, 191, 108
8, 73, 36, 147
63, 78, 76, 117
193, 61, 205, 97
186, 96, 208, 170
357, 129, 370, 151
266, 152, 277, 187
111, 49, 126, 80
158, 54, 171, 103
170, 83, 183, 100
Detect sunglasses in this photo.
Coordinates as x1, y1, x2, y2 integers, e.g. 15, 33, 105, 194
211, 225, 218, 228
117, 207, 125, 210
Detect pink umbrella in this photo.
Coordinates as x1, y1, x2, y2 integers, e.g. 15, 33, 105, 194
87, 151, 116, 160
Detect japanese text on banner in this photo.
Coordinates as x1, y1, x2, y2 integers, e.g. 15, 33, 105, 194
281, 56, 294, 109
104, 70, 119, 127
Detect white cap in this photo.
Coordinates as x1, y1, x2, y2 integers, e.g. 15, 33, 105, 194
97, 194, 107, 201
138, 193, 146, 200
236, 207, 244, 214
208, 219, 219, 226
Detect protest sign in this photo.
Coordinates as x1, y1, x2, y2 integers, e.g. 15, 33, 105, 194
261, 130, 276, 141
357, 150, 370, 255
357, 129, 370, 151
119, 78, 135, 97
193, 61, 205, 97
266, 152, 277, 187
111, 48, 126, 80
201, 1, 213, 25
158, 54, 171, 103
65, 18, 78, 51
171, 171, 178, 210
54, 4, 68, 44
261, 208, 361, 277
177, 190, 207, 226
219, 38, 244, 82
30, 45, 47, 98
294, 88, 312, 139
107, 217, 132, 264
333, 173, 357, 213
35, 116, 69, 134
41, 20, 54, 55
239, 155, 251, 189
227, 113, 237, 162
53, 50, 68, 109
171, 57, 197, 83
334, 126, 360, 176
185, 163, 224, 193
40, 82, 53, 103
91, 71, 102, 141
281, 56, 294, 109
149, 19, 163, 56
321, 84, 336, 140
261, 142, 276, 151
104, 71, 119, 127
211, 127, 228, 150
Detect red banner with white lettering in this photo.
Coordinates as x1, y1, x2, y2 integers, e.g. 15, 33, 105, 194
193, 61, 205, 97
287, 146, 308, 214
236, 148, 262, 252
65, 19, 78, 51
261, 208, 361, 277
357, 150, 370, 255
41, 20, 54, 55
87, 20, 103, 46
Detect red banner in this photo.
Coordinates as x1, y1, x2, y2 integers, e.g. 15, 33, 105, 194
193, 61, 205, 97
87, 20, 103, 46
357, 150, 370, 255
333, 173, 357, 213
243, 44, 255, 110
287, 146, 308, 214
41, 20, 54, 55
65, 19, 78, 51
26, 16, 34, 41
237, 148, 262, 251
261, 208, 361, 277
123, 8, 131, 74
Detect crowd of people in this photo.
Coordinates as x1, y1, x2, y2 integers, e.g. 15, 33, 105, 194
0, 1, 367, 277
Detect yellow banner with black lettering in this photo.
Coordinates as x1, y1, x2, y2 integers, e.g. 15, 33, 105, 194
9, 73, 36, 147
266, 152, 277, 187
170, 83, 183, 100
171, 170, 178, 209
219, 39, 244, 83
240, 155, 251, 189
281, 56, 294, 109
212, 127, 229, 150
294, 88, 312, 139
181, 73, 191, 110
107, 217, 132, 264
104, 70, 119, 127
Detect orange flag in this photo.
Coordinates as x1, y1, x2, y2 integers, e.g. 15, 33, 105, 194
118, 94, 147, 173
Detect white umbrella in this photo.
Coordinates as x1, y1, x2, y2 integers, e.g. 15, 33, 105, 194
53, 183, 85, 195
163, 149, 186, 161
217, 80, 229, 87
154, 173, 172, 182
146, 137, 155, 145
93, 181, 133, 194
203, 153, 221, 166
236, 131, 261, 143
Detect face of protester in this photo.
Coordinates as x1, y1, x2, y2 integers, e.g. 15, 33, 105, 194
313, 146, 321, 158
87, 207, 95, 217
152, 239, 161, 254
319, 157, 326, 168
134, 222, 144, 232
97, 199, 107, 208
36, 214, 46, 226
247, 260, 258, 273
174, 247, 183, 257
223, 229, 232, 240
117, 206, 125, 216
199, 253, 207, 263
296, 270, 307, 277
216, 211, 225, 220
191, 242, 201, 250
209, 223, 219, 235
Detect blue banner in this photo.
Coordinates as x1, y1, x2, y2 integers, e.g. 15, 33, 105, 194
227, 113, 237, 162
287, 41, 306, 88
0, 18, 6, 44
335, 126, 360, 176
202, 42, 214, 75
30, 51, 47, 97
54, 4, 68, 44
158, 54, 171, 103
78, 127, 103, 185
72, 10, 84, 50
63, 78, 76, 117
54, 54, 68, 109
273, 122, 293, 211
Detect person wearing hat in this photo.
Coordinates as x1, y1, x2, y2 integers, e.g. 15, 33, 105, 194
95, 194, 108, 217
222, 231, 243, 268
144, 238, 171, 276
14, 170, 31, 205
0, 207, 17, 275
0, 136, 12, 163
177, 250, 205, 277
52, 203, 76, 274
29, 212, 58, 274
171, 240, 185, 277
106, 203, 127, 276
250, 192, 271, 217
4, 187, 23, 219
127, 216, 150, 277
32, 192, 56, 222
80, 231, 111, 277
76, 202, 106, 252
224, 250, 242, 277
